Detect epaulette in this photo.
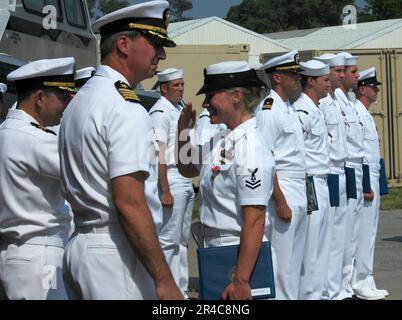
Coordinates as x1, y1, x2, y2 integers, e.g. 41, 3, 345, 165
297, 109, 309, 115
114, 81, 141, 103
30, 122, 56, 136
149, 109, 164, 116
262, 97, 273, 110
199, 114, 210, 119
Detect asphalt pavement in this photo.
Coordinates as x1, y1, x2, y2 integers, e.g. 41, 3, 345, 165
187, 209, 402, 300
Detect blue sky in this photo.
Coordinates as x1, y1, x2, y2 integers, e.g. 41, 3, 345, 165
127, 0, 366, 19
128, 0, 242, 19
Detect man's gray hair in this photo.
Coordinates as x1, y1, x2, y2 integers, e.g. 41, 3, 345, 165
100, 30, 142, 60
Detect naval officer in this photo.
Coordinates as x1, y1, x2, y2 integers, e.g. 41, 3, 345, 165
0, 58, 74, 299
255, 50, 307, 300
59, 1, 182, 300
352, 67, 388, 300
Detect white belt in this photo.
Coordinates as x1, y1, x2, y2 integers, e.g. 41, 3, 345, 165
307, 174, 328, 179
330, 160, 346, 168
346, 158, 363, 166
1, 235, 66, 248
76, 223, 123, 234
330, 166, 345, 175
202, 225, 240, 238
276, 170, 306, 179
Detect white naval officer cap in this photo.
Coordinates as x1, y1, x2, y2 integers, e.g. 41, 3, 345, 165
260, 50, 301, 73
75, 66, 96, 82
336, 52, 358, 66
157, 68, 184, 82
358, 67, 382, 87
300, 60, 330, 77
0, 82, 7, 95
92, 0, 175, 48
7, 57, 76, 93
313, 53, 345, 67
197, 61, 264, 95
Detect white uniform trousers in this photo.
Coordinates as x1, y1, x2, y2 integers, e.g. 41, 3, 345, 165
266, 175, 307, 300
159, 174, 194, 297
323, 167, 348, 300
352, 170, 380, 291
299, 176, 331, 300
0, 236, 68, 300
341, 163, 363, 297
63, 224, 157, 300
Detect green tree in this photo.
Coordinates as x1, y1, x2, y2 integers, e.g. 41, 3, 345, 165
359, 0, 402, 22
99, 0, 129, 15
168, 0, 193, 21
226, 0, 354, 33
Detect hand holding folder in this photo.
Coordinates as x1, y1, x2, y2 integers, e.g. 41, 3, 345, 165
197, 241, 275, 300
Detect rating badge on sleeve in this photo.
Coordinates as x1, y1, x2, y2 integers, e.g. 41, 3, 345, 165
245, 168, 261, 190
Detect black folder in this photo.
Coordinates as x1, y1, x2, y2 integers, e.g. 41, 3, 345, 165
327, 173, 340, 207
379, 158, 389, 195
362, 164, 371, 193
345, 166, 357, 199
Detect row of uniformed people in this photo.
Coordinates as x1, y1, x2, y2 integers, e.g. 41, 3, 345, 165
0, 0, 387, 300
187, 50, 386, 300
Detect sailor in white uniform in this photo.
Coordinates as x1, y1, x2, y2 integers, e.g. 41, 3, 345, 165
313, 53, 349, 300
255, 50, 307, 300
149, 68, 195, 297
352, 67, 388, 300
59, 1, 182, 300
177, 61, 275, 300
75, 66, 96, 90
0, 58, 75, 299
294, 60, 331, 300
0, 83, 8, 125
334, 52, 364, 299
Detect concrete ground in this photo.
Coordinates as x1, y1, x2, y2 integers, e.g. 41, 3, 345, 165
186, 209, 402, 300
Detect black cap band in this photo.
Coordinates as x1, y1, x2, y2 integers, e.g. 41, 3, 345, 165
197, 69, 264, 95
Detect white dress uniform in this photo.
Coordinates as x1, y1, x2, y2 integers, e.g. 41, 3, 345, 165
256, 89, 307, 300
149, 95, 195, 296
0, 58, 75, 300
0, 110, 71, 300
352, 99, 381, 292
295, 91, 331, 300
59, 65, 162, 300
199, 117, 275, 247
335, 87, 365, 297
319, 93, 349, 300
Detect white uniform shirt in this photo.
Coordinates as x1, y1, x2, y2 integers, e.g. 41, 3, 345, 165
320, 93, 348, 167
199, 117, 275, 233
59, 65, 162, 230
0, 109, 71, 240
256, 90, 306, 175
294, 93, 330, 176
355, 100, 381, 171
335, 88, 365, 162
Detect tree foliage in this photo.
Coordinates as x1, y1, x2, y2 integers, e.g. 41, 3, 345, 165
168, 0, 193, 21
226, 0, 354, 33
359, 0, 402, 22
99, 0, 129, 15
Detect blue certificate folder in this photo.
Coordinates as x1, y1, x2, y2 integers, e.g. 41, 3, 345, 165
327, 173, 340, 207
345, 166, 357, 199
197, 241, 275, 300
379, 158, 389, 195
362, 164, 371, 193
